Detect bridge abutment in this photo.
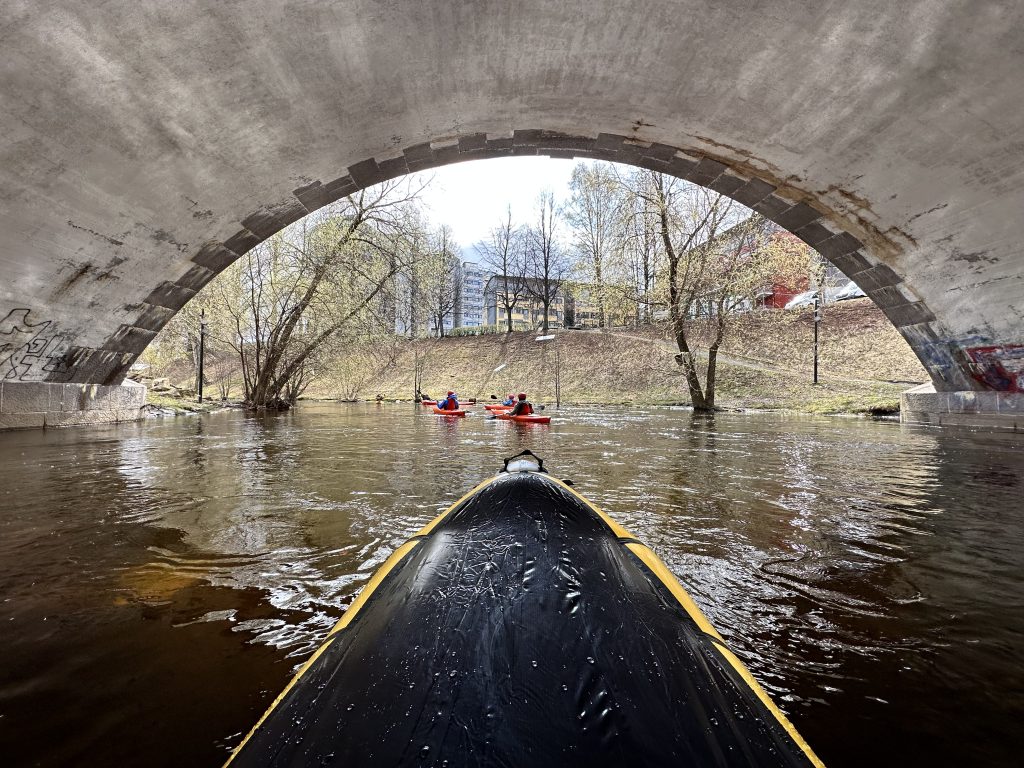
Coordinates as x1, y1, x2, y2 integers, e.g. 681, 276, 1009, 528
901, 384, 1023, 431
0, 381, 146, 430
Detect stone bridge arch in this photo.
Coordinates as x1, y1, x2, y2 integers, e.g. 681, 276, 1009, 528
1, 1, 1022, 426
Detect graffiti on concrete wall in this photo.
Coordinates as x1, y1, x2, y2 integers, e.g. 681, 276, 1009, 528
964, 344, 1024, 392
0, 308, 67, 381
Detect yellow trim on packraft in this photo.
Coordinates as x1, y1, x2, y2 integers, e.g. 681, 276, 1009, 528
624, 543, 725, 643
546, 473, 824, 768
415, 474, 502, 537
224, 474, 503, 766
326, 539, 420, 638
545, 476, 633, 539
223, 637, 337, 766
713, 642, 826, 768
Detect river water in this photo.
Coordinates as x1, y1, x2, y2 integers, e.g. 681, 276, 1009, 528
0, 403, 1021, 766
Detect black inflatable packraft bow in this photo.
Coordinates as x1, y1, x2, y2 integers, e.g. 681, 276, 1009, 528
226, 453, 824, 767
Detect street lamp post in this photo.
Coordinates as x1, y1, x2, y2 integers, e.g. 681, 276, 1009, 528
198, 309, 206, 403
812, 292, 820, 385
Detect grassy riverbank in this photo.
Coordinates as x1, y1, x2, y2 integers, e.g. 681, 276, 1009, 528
304, 300, 927, 415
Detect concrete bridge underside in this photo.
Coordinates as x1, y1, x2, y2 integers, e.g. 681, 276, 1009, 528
1, 1, 1022, 428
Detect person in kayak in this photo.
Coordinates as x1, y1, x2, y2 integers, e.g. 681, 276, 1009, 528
437, 391, 460, 411
501, 393, 516, 406
509, 392, 534, 416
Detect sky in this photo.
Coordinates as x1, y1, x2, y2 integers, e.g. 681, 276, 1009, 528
407, 157, 582, 260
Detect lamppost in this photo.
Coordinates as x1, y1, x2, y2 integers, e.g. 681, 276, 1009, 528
812, 291, 821, 386
198, 309, 207, 403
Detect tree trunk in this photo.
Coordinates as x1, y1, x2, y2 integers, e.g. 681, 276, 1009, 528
673, 320, 709, 410
705, 345, 718, 410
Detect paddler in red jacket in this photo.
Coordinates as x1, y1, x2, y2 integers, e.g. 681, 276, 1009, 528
509, 393, 533, 416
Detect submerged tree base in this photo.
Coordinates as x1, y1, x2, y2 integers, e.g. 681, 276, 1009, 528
245, 398, 293, 412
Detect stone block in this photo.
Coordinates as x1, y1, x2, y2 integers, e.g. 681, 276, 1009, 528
0, 381, 56, 413
998, 392, 1024, 413
708, 173, 746, 196
103, 325, 156, 355
752, 194, 793, 219
144, 281, 196, 311
347, 158, 384, 188
887, 301, 935, 327
175, 264, 217, 291
241, 198, 308, 239
816, 232, 864, 261
730, 178, 776, 207
402, 142, 434, 163
377, 155, 409, 179
829, 250, 872, 277
192, 242, 239, 272
855, 264, 901, 291
793, 221, 836, 248
115, 407, 145, 423
687, 157, 728, 186
773, 202, 821, 232
0, 411, 45, 429
45, 409, 119, 427
485, 135, 513, 151
458, 133, 487, 152
224, 228, 263, 256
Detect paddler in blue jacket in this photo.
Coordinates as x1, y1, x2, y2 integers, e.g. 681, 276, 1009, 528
437, 391, 460, 411
501, 392, 515, 406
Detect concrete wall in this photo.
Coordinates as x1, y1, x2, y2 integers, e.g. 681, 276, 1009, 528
901, 383, 1023, 431
0, 382, 146, 429
1, 1, 1022, 407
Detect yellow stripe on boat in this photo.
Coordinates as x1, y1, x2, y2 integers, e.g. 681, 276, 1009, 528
223, 637, 337, 766
546, 475, 633, 539
712, 641, 827, 768
624, 542, 725, 643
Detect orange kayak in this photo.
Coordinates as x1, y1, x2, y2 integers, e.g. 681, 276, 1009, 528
484, 404, 513, 412
496, 412, 550, 424
433, 407, 467, 417
420, 400, 436, 406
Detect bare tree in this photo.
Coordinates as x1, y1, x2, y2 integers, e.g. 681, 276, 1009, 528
213, 178, 427, 409
477, 207, 527, 333
524, 192, 570, 333
641, 175, 809, 410
423, 224, 461, 337
566, 163, 624, 329
617, 169, 663, 326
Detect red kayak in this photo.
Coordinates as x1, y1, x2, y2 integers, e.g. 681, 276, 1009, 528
484, 404, 512, 412
433, 407, 467, 417
420, 400, 437, 406
495, 412, 550, 424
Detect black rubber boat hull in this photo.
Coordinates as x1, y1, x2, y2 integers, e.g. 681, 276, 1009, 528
226, 470, 823, 767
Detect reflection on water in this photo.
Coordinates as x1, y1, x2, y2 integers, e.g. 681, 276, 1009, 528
0, 403, 1022, 766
